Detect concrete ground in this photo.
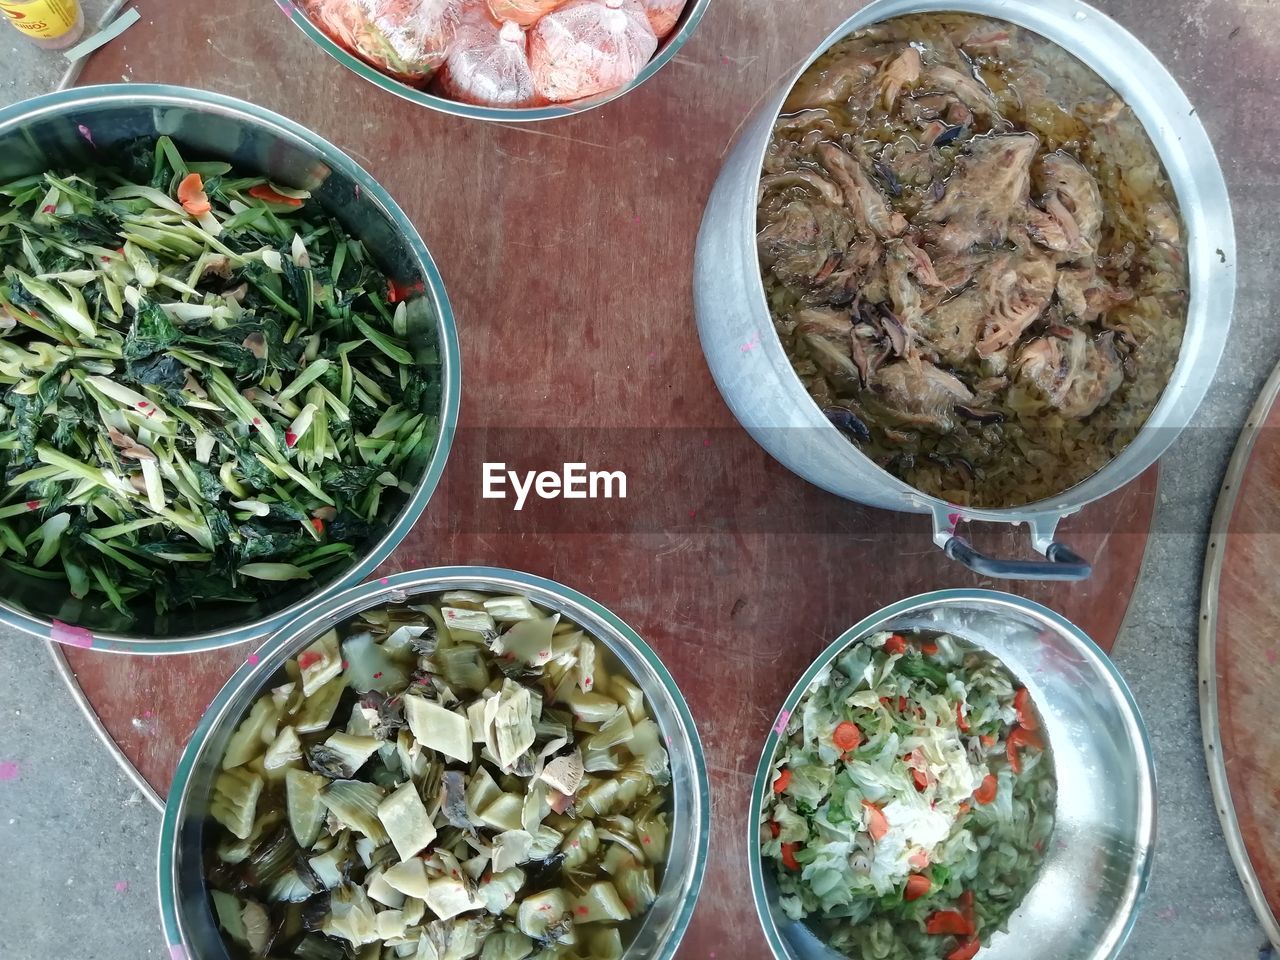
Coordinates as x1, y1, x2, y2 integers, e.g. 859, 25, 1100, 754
0, 2, 1276, 959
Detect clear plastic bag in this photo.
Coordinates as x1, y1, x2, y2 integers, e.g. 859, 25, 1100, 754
486, 0, 567, 27
440, 13, 538, 106
529, 0, 657, 102
304, 0, 461, 84
640, 0, 684, 38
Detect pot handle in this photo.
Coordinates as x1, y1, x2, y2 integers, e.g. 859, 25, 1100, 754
932, 508, 1092, 581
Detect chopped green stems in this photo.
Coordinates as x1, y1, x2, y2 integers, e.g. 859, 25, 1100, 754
0, 139, 442, 620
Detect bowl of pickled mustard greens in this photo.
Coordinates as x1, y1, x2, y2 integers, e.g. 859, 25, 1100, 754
160, 572, 708, 960
759, 628, 1055, 960
0, 88, 455, 646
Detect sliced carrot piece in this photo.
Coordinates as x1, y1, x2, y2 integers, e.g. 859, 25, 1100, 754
956, 701, 970, 733
769, 821, 780, 838
248, 183, 304, 207
780, 842, 800, 871
773, 769, 791, 794
177, 172, 211, 216
1007, 726, 1044, 774
905, 874, 932, 901
862, 800, 889, 841
921, 641, 939, 656
833, 721, 862, 752
947, 938, 980, 960
1014, 687, 1038, 730
884, 633, 907, 656
925, 910, 974, 937
973, 774, 997, 805
908, 849, 930, 870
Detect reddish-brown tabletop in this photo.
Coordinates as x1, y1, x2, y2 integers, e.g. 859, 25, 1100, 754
1203, 362, 1280, 947
60, 1, 1158, 956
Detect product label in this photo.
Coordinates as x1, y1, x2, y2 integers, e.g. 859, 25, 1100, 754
0, 0, 78, 40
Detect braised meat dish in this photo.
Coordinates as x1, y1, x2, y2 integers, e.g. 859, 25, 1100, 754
759, 13, 1188, 508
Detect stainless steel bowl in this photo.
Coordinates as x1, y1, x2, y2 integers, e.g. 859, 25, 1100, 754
750, 589, 1155, 960
158, 566, 710, 960
0, 85, 460, 653
276, 0, 712, 123
694, 0, 1235, 580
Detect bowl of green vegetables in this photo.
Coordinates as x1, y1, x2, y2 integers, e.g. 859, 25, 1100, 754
752, 590, 1154, 960
158, 566, 709, 960
0, 85, 459, 652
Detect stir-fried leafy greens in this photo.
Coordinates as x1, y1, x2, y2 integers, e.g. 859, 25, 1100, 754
761, 631, 1055, 960
0, 138, 441, 619
206, 591, 672, 960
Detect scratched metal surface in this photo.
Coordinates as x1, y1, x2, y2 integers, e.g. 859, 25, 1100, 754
45, 0, 1172, 955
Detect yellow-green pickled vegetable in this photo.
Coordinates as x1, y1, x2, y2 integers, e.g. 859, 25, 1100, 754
202, 589, 672, 960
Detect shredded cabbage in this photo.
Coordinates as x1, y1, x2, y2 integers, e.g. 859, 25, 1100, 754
761, 631, 1055, 959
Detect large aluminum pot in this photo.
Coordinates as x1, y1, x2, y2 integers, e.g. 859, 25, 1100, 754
693, 0, 1234, 580
276, 0, 712, 123
0, 85, 460, 653
750, 589, 1156, 959
158, 566, 710, 960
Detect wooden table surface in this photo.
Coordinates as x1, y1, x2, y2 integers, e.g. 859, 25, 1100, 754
62, 0, 1158, 955
1204, 362, 1280, 944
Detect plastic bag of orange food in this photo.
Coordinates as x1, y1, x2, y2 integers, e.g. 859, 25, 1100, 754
486, 0, 566, 26
640, 0, 684, 37
440, 14, 538, 106
528, 0, 656, 102
304, 0, 461, 84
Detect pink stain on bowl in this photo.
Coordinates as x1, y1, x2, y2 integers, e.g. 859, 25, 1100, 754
114, 880, 129, 893
772, 709, 791, 735
169, 946, 190, 960
246, 652, 260, 666
51, 619, 93, 648
1268, 649, 1278, 666
379, 577, 390, 585
0, 761, 19, 781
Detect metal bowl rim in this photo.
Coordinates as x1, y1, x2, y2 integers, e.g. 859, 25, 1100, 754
0, 83, 462, 654
276, 0, 713, 123
157, 565, 711, 960
712, 0, 1235, 523
745, 587, 1157, 960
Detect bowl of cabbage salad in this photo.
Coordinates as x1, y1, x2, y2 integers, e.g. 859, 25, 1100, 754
751, 590, 1154, 960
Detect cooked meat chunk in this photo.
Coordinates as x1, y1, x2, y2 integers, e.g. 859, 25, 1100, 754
1055, 265, 1092, 318
918, 133, 1040, 253
925, 64, 1001, 122
917, 287, 986, 366
793, 307, 852, 338
879, 46, 921, 109
817, 143, 909, 239
757, 200, 857, 288
1016, 330, 1123, 418
786, 51, 880, 110
1146, 200, 1180, 246
1055, 266, 1132, 323
759, 169, 844, 207
976, 253, 1056, 355
872, 360, 974, 431
1031, 151, 1103, 258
